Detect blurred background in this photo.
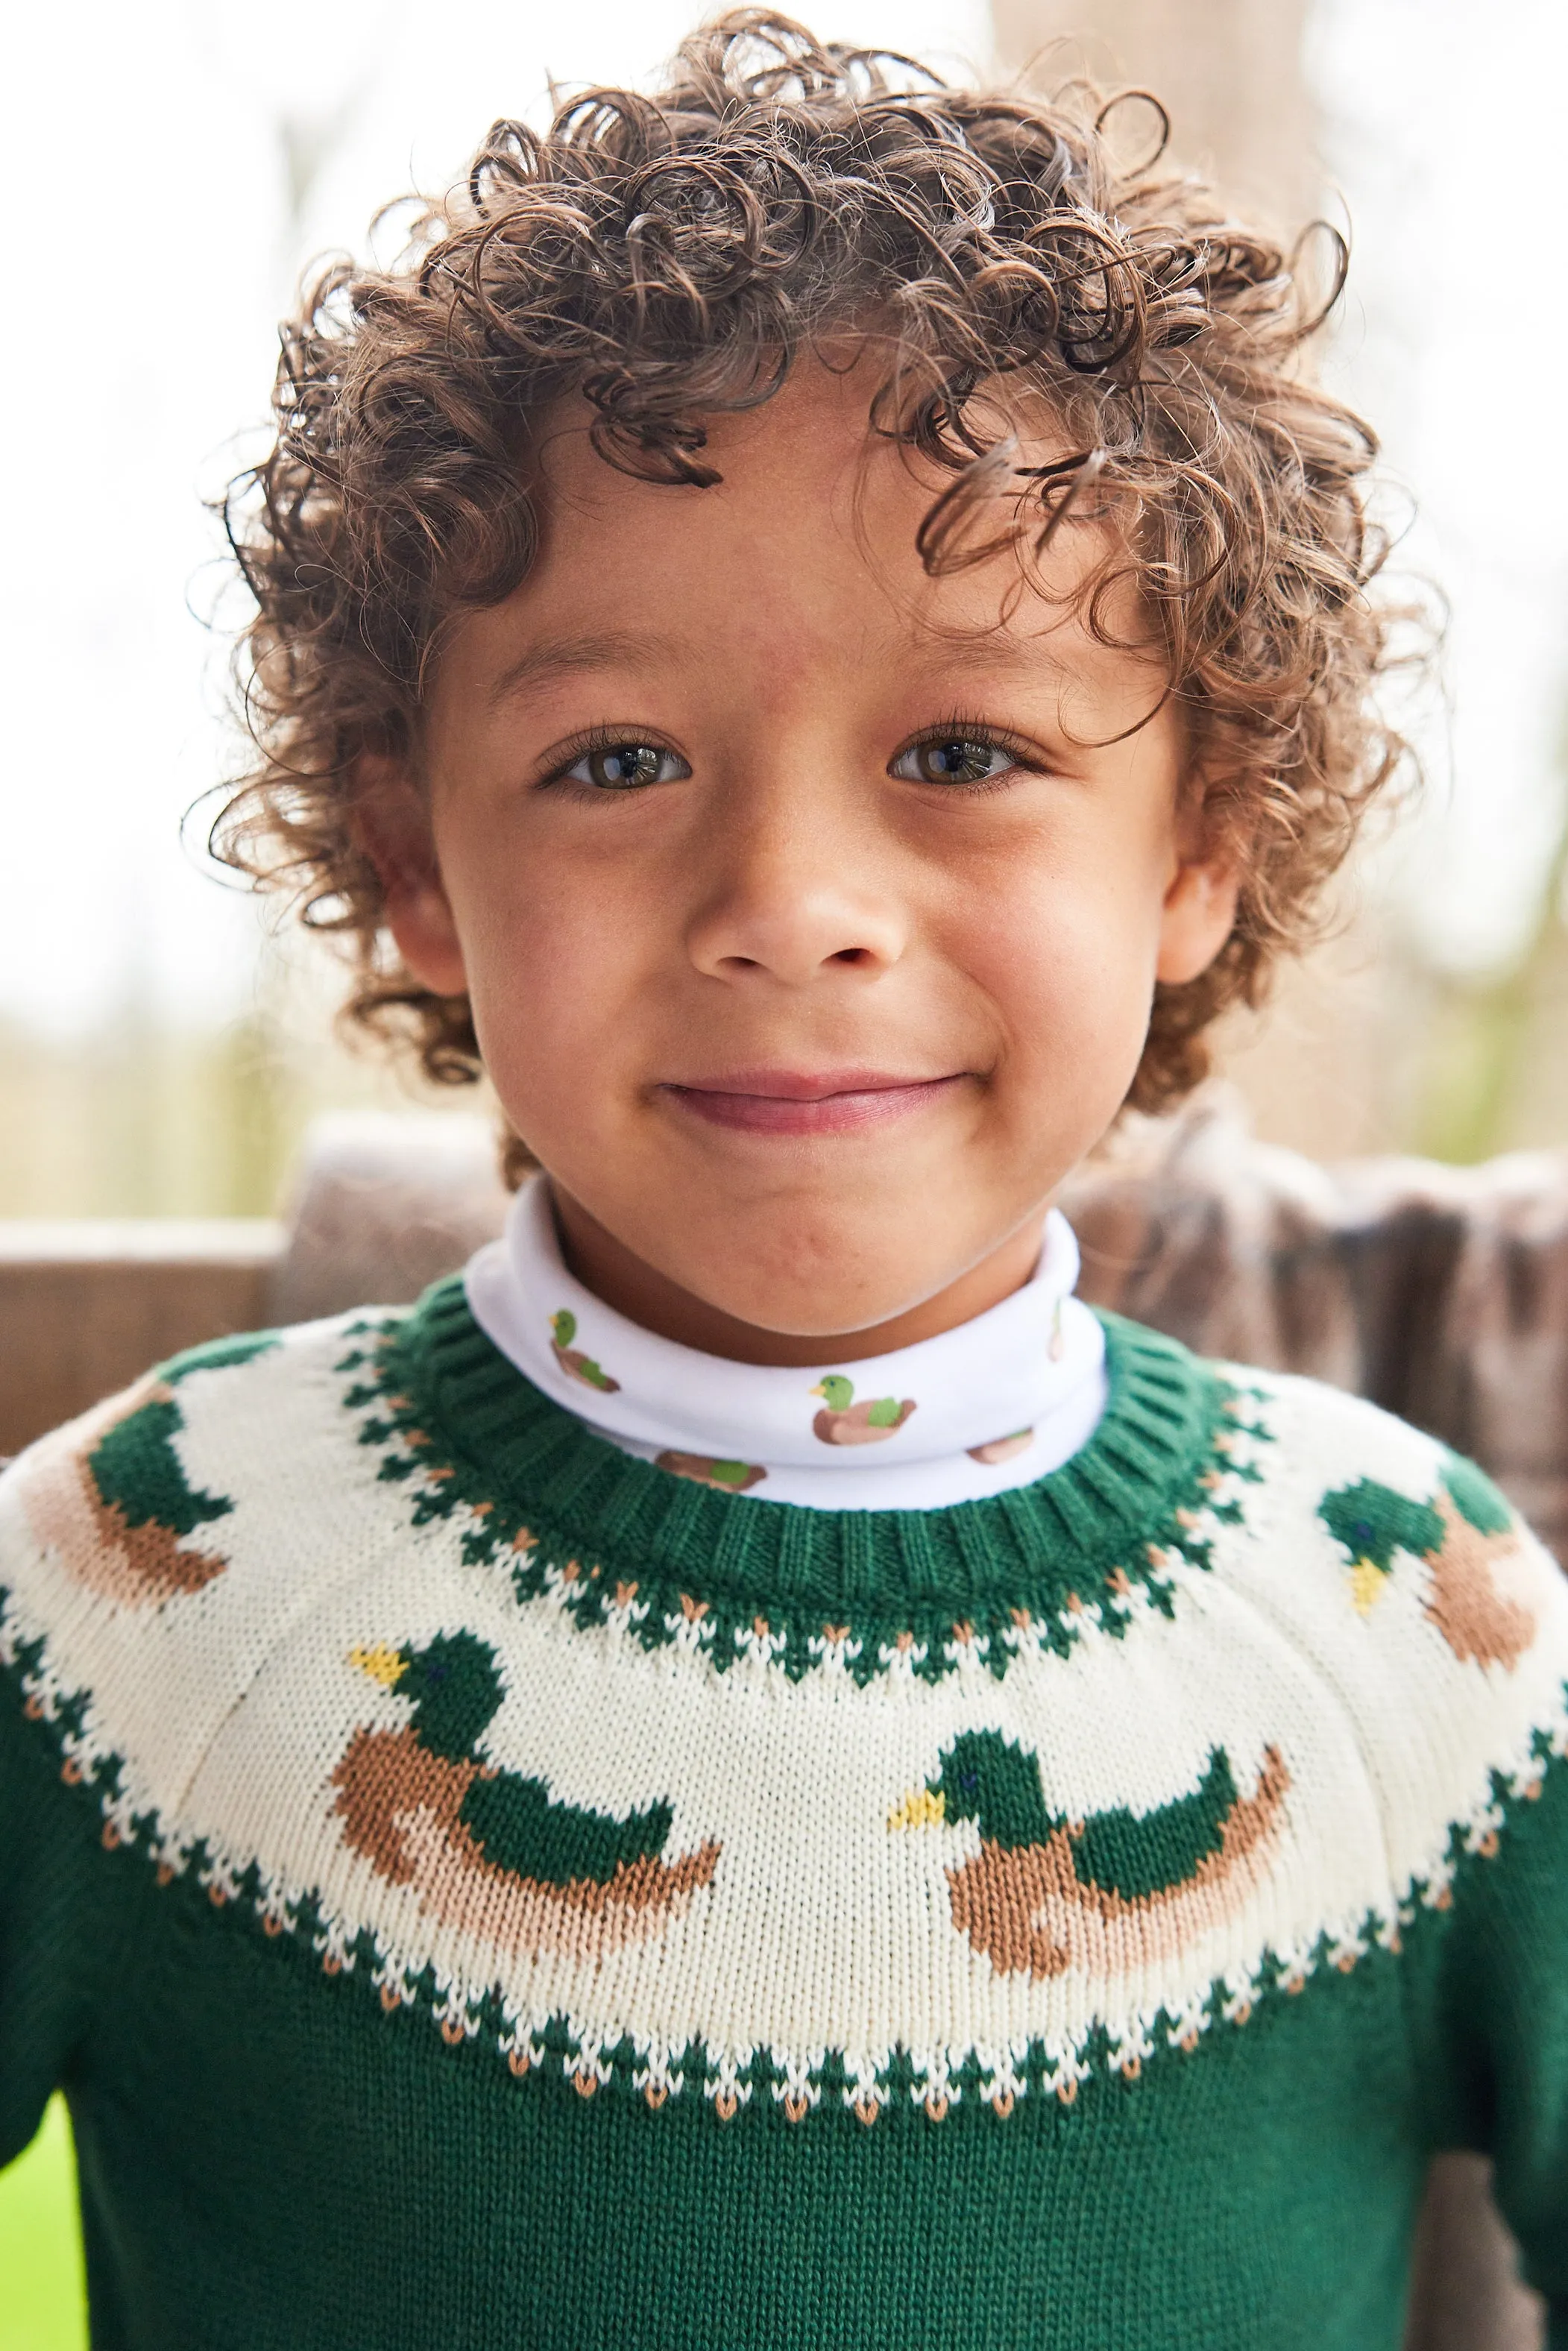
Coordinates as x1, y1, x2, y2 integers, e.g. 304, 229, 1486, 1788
2, 0, 1566, 1224
3, 10, 1565, 2342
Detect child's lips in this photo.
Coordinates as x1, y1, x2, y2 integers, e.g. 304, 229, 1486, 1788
659, 1070, 967, 1136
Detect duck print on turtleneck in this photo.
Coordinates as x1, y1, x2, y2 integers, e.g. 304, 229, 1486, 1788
462, 1177, 1108, 1508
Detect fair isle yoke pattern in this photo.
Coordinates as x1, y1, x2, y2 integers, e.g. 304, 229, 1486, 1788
2, 1282, 1566, 2138
344, 1280, 1269, 1684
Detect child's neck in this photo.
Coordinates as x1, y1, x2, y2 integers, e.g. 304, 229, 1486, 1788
549, 1183, 1047, 1368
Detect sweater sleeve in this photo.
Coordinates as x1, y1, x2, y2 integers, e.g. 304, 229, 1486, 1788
0, 1590, 112, 2169
1423, 1744, 1568, 2340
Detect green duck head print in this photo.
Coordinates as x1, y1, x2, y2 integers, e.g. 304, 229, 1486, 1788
351, 1629, 505, 1763
810, 1375, 916, 1446
550, 1310, 576, 1348
1318, 1477, 1444, 1612
910, 1729, 1054, 1845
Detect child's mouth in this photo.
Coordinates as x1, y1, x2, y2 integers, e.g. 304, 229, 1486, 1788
659, 1070, 966, 1137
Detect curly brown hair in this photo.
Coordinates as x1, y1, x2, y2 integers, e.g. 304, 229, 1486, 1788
218, 7, 1402, 1138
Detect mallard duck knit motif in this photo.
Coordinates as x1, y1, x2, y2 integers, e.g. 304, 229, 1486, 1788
4, 1278, 1568, 2347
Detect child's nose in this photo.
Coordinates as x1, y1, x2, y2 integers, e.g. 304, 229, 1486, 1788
684, 869, 906, 987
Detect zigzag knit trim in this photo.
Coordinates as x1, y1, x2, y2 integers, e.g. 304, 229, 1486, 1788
339, 1281, 1273, 1685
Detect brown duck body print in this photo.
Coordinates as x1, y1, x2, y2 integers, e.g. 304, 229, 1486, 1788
16, 1346, 271, 1606
1425, 1488, 1537, 1669
894, 1731, 1291, 1981
549, 1311, 620, 1394
809, 1376, 916, 1446
966, 1430, 1034, 1466
655, 1451, 767, 1493
335, 1634, 720, 1963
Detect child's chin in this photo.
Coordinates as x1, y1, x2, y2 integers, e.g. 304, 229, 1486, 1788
671, 1215, 984, 1341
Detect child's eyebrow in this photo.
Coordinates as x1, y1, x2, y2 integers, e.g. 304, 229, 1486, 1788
486, 629, 678, 711
907, 622, 1171, 700
908, 632, 1070, 679
481, 620, 1116, 720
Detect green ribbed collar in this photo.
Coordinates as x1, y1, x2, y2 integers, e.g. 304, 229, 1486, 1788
339, 1280, 1266, 1683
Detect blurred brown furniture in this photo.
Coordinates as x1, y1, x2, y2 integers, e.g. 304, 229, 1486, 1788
0, 1219, 282, 1459
1, 1095, 1561, 2347
0, 1115, 508, 1458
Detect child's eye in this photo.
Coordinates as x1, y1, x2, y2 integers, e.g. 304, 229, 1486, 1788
890, 736, 1021, 787
558, 741, 690, 791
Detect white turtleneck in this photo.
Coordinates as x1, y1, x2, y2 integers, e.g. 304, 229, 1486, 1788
463, 1178, 1107, 1511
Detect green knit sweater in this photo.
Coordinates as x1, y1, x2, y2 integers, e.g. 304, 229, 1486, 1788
3, 1280, 1567, 2349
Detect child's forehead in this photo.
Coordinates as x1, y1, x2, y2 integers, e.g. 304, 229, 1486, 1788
532, 351, 1075, 525
434, 483, 1162, 747
497, 362, 1144, 673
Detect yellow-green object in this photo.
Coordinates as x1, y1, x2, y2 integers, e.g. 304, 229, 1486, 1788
0, 2095, 86, 2351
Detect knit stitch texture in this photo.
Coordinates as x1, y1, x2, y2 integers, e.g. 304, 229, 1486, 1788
2, 1282, 1567, 2348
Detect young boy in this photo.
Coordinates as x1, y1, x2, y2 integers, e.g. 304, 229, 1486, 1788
4, 14, 1565, 2346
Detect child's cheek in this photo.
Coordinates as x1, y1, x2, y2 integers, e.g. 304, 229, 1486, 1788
458, 867, 654, 1156
957, 856, 1164, 1121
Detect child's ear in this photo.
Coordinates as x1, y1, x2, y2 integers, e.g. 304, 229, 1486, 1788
353, 753, 469, 998
1155, 793, 1240, 986
1156, 855, 1239, 985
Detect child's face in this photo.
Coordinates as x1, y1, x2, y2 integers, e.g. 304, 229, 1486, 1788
379, 359, 1235, 1356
